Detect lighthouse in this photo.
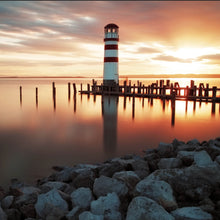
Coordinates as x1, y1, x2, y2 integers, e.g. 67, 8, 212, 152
103, 23, 119, 86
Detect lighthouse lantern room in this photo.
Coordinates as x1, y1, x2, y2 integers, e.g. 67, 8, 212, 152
103, 23, 119, 87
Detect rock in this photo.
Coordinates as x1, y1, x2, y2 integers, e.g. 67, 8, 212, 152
93, 176, 128, 198
35, 188, 68, 218
131, 159, 150, 179
1, 195, 14, 209
20, 203, 36, 218
20, 186, 41, 195
14, 192, 38, 207
215, 155, 220, 164
176, 144, 197, 152
5, 208, 21, 220
146, 164, 220, 201
0, 206, 7, 220
157, 142, 174, 157
91, 192, 120, 219
158, 158, 182, 169
135, 179, 177, 210
66, 206, 82, 220
144, 152, 160, 161
52, 167, 77, 182
0, 186, 6, 201
171, 207, 212, 220
177, 151, 195, 166
193, 150, 214, 167
79, 211, 104, 220
99, 162, 125, 177
172, 138, 185, 148
126, 196, 174, 220
199, 198, 215, 212
40, 181, 70, 192
71, 187, 94, 209
73, 168, 96, 189
187, 139, 200, 146
112, 171, 140, 191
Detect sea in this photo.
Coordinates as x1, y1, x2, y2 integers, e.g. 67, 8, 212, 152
0, 77, 220, 187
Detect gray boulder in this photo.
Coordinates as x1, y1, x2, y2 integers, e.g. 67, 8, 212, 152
71, 187, 94, 209
35, 188, 68, 218
126, 196, 174, 220
157, 142, 174, 157
171, 207, 212, 220
93, 176, 128, 198
215, 155, 220, 164
135, 179, 177, 210
187, 139, 200, 146
19, 186, 41, 195
0, 206, 7, 220
158, 158, 182, 169
66, 206, 82, 220
1, 195, 14, 209
193, 150, 214, 167
91, 192, 121, 220
112, 171, 140, 191
79, 211, 104, 220
99, 162, 125, 177
40, 181, 69, 192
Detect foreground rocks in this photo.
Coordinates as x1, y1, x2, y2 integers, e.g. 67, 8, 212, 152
1, 137, 220, 219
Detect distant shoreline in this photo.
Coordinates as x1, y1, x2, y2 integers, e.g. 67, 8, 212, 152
1, 74, 220, 79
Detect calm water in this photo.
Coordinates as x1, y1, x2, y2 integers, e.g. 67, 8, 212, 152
0, 77, 220, 187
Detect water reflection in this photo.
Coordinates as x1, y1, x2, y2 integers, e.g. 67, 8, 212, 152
102, 96, 118, 156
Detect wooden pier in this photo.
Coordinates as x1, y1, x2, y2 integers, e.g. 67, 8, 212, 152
80, 79, 220, 103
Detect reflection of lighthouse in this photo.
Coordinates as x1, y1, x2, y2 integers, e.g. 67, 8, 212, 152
103, 23, 119, 86
102, 96, 118, 156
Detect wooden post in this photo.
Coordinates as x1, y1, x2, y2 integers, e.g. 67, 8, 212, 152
68, 82, 71, 101
124, 80, 127, 95
166, 80, 170, 87
19, 86, 22, 106
53, 87, 56, 111
80, 83, 83, 91
213, 86, 217, 99
73, 83, 77, 95
36, 87, 38, 108
87, 84, 90, 92
205, 83, 209, 97
133, 84, 135, 94
132, 96, 135, 119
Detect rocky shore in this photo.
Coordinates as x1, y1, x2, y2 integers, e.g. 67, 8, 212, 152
0, 137, 220, 220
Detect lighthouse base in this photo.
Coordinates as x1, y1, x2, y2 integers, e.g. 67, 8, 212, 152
103, 80, 119, 92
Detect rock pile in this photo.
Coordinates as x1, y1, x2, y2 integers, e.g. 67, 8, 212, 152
0, 137, 220, 220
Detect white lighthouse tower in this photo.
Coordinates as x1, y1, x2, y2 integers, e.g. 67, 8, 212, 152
103, 23, 119, 86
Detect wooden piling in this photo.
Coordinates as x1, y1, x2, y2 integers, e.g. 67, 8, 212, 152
36, 87, 38, 108
20, 86, 22, 105
73, 83, 77, 95
68, 82, 71, 101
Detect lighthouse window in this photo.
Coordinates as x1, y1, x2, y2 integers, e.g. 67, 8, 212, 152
108, 29, 111, 32
112, 29, 115, 32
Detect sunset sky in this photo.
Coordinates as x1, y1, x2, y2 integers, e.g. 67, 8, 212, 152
1, 1, 220, 77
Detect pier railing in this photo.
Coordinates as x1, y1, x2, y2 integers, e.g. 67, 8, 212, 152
80, 79, 220, 103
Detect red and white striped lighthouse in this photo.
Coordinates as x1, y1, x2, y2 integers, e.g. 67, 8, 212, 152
103, 23, 119, 86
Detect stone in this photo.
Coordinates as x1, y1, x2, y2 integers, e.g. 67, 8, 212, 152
171, 207, 212, 220
1, 195, 14, 209
199, 198, 215, 212
20, 203, 36, 218
157, 142, 174, 157
79, 211, 104, 220
131, 159, 150, 179
35, 188, 68, 218
193, 150, 214, 167
176, 144, 197, 152
52, 167, 77, 182
172, 138, 185, 148
14, 192, 38, 207
112, 171, 140, 191
0, 206, 7, 220
5, 208, 21, 220
99, 162, 125, 177
146, 164, 220, 201
158, 158, 182, 169
91, 192, 120, 216
187, 139, 200, 146
66, 206, 82, 220
177, 151, 195, 166
41, 181, 69, 192
215, 155, 220, 164
126, 196, 174, 220
20, 186, 41, 195
135, 179, 177, 210
73, 168, 96, 189
71, 187, 94, 209
93, 176, 128, 198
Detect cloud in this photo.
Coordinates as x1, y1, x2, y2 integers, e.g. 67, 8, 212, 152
197, 54, 220, 64
152, 54, 193, 63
